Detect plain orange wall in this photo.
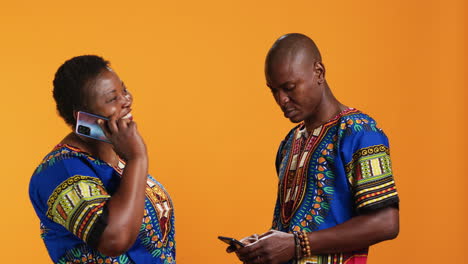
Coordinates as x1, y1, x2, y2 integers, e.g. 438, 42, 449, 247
1, 0, 466, 263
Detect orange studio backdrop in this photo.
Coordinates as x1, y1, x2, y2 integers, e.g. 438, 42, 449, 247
0, 0, 466, 263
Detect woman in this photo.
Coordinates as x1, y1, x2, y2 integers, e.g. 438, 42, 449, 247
29, 55, 175, 264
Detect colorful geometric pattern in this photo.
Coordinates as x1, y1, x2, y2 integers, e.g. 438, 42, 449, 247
345, 145, 398, 211
56, 244, 134, 264
338, 116, 379, 138
272, 108, 399, 264
278, 125, 322, 228
35, 145, 105, 174
298, 252, 368, 264
137, 175, 176, 263
276, 108, 357, 231
40, 222, 49, 239
30, 144, 176, 264
46, 175, 110, 242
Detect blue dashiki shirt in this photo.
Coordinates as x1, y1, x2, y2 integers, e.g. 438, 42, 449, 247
29, 144, 175, 264
272, 108, 399, 264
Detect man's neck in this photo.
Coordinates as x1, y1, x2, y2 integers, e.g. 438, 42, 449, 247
304, 85, 346, 132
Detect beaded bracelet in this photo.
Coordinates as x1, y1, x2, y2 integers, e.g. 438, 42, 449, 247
298, 230, 311, 258
293, 232, 302, 260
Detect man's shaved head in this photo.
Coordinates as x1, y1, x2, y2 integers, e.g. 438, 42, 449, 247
266, 33, 322, 70
264, 33, 340, 129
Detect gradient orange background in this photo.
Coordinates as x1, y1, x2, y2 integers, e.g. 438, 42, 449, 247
1, 0, 466, 263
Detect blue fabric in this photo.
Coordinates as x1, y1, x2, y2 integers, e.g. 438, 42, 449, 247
272, 109, 399, 263
29, 145, 176, 264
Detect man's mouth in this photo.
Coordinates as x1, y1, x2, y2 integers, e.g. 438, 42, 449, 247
283, 108, 297, 118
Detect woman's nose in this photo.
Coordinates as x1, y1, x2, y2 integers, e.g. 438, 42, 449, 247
120, 93, 132, 108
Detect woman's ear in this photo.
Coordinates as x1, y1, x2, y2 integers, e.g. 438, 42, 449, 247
72, 110, 79, 128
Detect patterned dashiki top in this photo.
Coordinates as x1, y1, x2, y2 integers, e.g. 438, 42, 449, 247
29, 144, 175, 264
272, 108, 399, 264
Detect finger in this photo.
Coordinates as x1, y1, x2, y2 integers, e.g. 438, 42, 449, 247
127, 120, 138, 134
97, 119, 111, 139
258, 230, 275, 239
243, 239, 257, 245
241, 253, 262, 264
237, 241, 263, 262
245, 252, 263, 264
252, 255, 263, 264
226, 245, 236, 253
241, 234, 259, 244
116, 117, 130, 131
241, 234, 258, 240
241, 255, 261, 264
237, 243, 253, 256
107, 112, 120, 133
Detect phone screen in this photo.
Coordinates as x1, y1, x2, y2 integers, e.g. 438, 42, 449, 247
75, 111, 110, 143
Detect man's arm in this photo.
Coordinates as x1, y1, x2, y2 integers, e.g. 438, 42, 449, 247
235, 206, 399, 264
307, 206, 399, 253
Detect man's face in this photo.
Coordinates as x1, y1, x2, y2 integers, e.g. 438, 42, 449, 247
265, 54, 323, 123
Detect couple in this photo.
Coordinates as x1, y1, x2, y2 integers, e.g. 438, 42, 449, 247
29, 33, 399, 264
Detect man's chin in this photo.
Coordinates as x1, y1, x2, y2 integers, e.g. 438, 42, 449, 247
284, 112, 303, 123
288, 116, 303, 123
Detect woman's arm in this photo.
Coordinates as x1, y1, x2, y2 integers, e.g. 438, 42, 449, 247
96, 117, 148, 256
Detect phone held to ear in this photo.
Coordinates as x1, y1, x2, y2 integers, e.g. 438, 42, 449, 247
218, 236, 245, 250
75, 111, 110, 143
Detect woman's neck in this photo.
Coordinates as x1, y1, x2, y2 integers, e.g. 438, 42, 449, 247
61, 132, 119, 166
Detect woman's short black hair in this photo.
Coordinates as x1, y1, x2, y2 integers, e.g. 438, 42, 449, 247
53, 55, 110, 126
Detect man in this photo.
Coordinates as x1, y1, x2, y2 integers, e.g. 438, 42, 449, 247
229, 33, 399, 264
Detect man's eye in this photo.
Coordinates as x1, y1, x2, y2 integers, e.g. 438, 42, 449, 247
285, 85, 296, 91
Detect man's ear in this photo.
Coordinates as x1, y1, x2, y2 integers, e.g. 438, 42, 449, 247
315, 62, 326, 84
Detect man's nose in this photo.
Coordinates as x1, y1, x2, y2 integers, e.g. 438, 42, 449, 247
277, 90, 290, 107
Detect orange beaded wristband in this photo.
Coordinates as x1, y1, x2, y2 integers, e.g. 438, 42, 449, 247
298, 230, 311, 258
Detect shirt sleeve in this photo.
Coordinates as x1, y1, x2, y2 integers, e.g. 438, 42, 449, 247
342, 128, 399, 214
42, 157, 111, 248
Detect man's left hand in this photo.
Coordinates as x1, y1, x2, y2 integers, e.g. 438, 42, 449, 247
235, 230, 295, 264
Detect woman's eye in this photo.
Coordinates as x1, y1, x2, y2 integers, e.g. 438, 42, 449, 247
107, 97, 117, 103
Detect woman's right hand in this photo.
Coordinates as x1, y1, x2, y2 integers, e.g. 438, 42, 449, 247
97, 112, 147, 161
96, 112, 149, 256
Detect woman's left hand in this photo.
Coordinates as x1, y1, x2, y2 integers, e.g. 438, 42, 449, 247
235, 230, 295, 264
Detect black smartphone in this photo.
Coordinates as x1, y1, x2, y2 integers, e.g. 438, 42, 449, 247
75, 111, 110, 143
218, 236, 245, 249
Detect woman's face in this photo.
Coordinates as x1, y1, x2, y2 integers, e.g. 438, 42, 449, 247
82, 68, 133, 120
